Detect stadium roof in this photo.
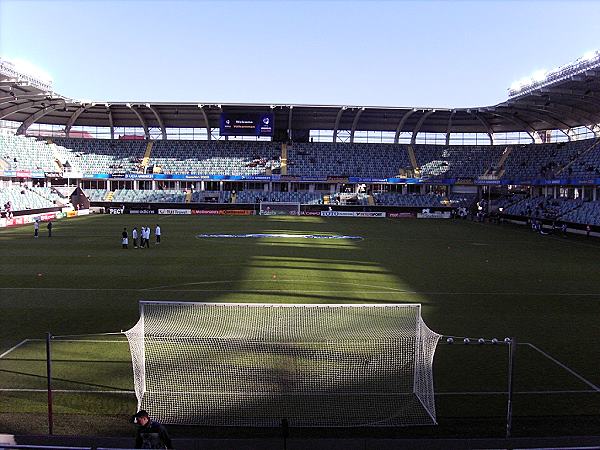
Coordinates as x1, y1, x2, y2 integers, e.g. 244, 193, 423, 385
1, 56, 600, 142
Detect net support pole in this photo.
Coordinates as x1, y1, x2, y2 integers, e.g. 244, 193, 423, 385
505, 337, 516, 439
46, 332, 54, 435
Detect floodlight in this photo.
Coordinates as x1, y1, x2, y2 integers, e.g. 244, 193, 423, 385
583, 51, 597, 61
145, 103, 151, 108
532, 70, 546, 82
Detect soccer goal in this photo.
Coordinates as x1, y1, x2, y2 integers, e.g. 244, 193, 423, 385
259, 201, 301, 216
125, 301, 441, 427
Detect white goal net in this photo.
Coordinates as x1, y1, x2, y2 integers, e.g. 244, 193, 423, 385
259, 202, 300, 216
125, 302, 441, 427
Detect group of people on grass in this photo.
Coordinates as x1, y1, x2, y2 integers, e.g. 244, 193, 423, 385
33, 219, 52, 238
122, 225, 161, 249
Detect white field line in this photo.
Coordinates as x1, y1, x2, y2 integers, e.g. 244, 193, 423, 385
0, 339, 29, 359
525, 343, 600, 392
1, 286, 600, 296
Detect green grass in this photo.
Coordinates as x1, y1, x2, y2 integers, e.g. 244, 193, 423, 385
1, 214, 600, 437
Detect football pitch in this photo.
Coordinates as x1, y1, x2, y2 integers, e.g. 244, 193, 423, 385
1, 214, 600, 437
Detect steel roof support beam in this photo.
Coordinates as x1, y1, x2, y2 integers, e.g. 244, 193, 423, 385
350, 108, 365, 143
445, 110, 456, 145
287, 106, 293, 141
485, 110, 536, 143
65, 105, 88, 138
514, 96, 600, 124
0, 99, 60, 120
107, 106, 114, 140
525, 101, 600, 129
146, 105, 166, 140
332, 107, 346, 143
495, 105, 572, 140
394, 109, 417, 144
410, 110, 435, 145
130, 106, 149, 139
469, 110, 494, 145
0, 93, 49, 105
199, 105, 211, 141
16, 101, 66, 135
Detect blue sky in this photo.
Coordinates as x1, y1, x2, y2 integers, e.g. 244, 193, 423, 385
1, 0, 599, 108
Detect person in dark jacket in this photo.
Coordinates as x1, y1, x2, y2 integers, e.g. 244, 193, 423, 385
132, 410, 172, 449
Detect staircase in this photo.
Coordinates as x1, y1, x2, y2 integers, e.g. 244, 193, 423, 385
557, 138, 600, 176
185, 189, 193, 203
280, 143, 288, 175
407, 145, 418, 172
484, 146, 512, 178
104, 191, 114, 201
140, 141, 154, 173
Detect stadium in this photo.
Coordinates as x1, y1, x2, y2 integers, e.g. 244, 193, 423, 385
2, 5, 600, 448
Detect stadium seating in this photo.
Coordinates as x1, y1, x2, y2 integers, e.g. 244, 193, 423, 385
560, 201, 600, 226
502, 140, 589, 179
111, 189, 187, 203
0, 135, 60, 171
286, 143, 412, 177
52, 138, 145, 174
413, 145, 505, 179
0, 186, 55, 211
150, 141, 281, 175
235, 190, 323, 204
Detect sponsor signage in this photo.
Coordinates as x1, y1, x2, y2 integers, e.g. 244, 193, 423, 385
158, 209, 192, 215
301, 211, 321, 216
192, 210, 221, 215
417, 209, 451, 219
44, 172, 63, 178
388, 212, 416, 218
129, 209, 156, 214
221, 209, 253, 216
109, 207, 124, 215
124, 173, 154, 180
320, 211, 386, 218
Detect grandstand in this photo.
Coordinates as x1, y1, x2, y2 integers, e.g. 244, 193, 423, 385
3, 46, 600, 448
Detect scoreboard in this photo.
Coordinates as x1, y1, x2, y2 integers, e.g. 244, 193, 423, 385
219, 113, 274, 137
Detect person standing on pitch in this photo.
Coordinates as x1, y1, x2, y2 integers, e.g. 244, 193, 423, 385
140, 227, 146, 248
132, 227, 139, 248
122, 227, 129, 249
132, 410, 172, 449
34, 219, 39, 238
47, 221, 52, 237
155, 224, 161, 244
144, 226, 151, 248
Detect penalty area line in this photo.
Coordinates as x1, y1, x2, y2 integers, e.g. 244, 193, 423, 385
0, 339, 30, 359
525, 343, 600, 393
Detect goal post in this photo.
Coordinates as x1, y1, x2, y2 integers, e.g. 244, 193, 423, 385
259, 202, 301, 216
125, 301, 441, 427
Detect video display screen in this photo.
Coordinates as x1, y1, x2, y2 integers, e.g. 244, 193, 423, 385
220, 113, 274, 137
